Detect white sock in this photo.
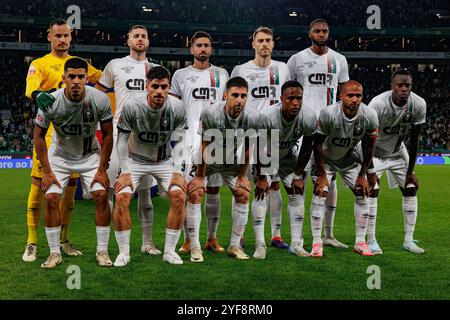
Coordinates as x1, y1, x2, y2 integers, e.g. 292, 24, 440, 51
354, 196, 369, 243
114, 229, 130, 255
268, 189, 282, 238
108, 188, 114, 213
138, 189, 153, 245
367, 197, 378, 242
251, 198, 267, 246
186, 202, 202, 249
324, 179, 337, 238
205, 193, 221, 239
183, 218, 189, 241
310, 196, 325, 244
230, 198, 249, 247
403, 196, 418, 243
45, 226, 61, 254
164, 228, 181, 253
96, 226, 110, 252
288, 194, 305, 244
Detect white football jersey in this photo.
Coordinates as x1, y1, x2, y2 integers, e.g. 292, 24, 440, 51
316, 102, 378, 166
35, 86, 112, 160
98, 55, 158, 123
170, 65, 229, 151
369, 90, 426, 159
117, 94, 186, 164
231, 60, 291, 112
287, 48, 349, 117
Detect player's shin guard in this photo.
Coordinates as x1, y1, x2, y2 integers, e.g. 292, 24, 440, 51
186, 202, 201, 249
230, 198, 249, 247
367, 197, 378, 242
402, 196, 418, 243
251, 198, 268, 246
288, 194, 305, 244
45, 226, 61, 254
60, 184, 76, 243
205, 193, 221, 239
268, 189, 282, 238
27, 184, 43, 244
310, 196, 326, 244
137, 189, 153, 245
96, 226, 110, 252
164, 228, 181, 253
324, 179, 337, 239
114, 229, 130, 255
354, 196, 369, 243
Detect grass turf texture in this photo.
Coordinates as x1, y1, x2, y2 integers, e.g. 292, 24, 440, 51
0, 166, 448, 300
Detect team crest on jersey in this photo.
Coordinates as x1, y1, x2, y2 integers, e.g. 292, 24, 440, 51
28, 66, 36, 75
83, 104, 95, 122
121, 66, 134, 74
161, 117, 170, 128
353, 123, 363, 136
305, 61, 316, 68
294, 127, 302, 136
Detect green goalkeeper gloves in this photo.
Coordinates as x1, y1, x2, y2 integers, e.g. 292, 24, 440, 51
32, 89, 56, 111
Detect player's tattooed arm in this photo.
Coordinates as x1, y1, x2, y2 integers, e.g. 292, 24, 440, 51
92, 119, 113, 190
405, 124, 423, 189
312, 133, 328, 196
115, 128, 133, 192
34, 124, 61, 192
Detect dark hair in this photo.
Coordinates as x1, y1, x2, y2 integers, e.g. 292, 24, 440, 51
190, 31, 212, 46
391, 68, 412, 81
64, 57, 88, 72
226, 76, 248, 91
309, 18, 329, 30
281, 80, 303, 94
147, 66, 171, 81
48, 19, 69, 32
128, 25, 148, 37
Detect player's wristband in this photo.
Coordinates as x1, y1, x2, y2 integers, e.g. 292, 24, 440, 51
368, 168, 376, 174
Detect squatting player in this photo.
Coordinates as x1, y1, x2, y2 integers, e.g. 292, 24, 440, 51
231, 26, 291, 249
96, 25, 161, 256
34, 57, 113, 269
252, 80, 316, 259
24, 19, 102, 262
113, 66, 188, 266
367, 69, 426, 254
288, 19, 349, 249
311, 81, 378, 257
187, 77, 259, 261
169, 31, 229, 259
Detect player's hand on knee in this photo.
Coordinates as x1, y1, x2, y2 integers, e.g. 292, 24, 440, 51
291, 177, 304, 195
314, 174, 329, 197
187, 176, 205, 199
355, 174, 369, 198
32, 89, 56, 111
405, 172, 419, 190
91, 169, 110, 190
234, 176, 250, 202
170, 173, 187, 194
41, 171, 61, 193
114, 173, 133, 193
255, 176, 269, 201
367, 172, 378, 193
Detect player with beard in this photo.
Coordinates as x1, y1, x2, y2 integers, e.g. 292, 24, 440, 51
287, 19, 349, 249
170, 31, 229, 263
95, 25, 161, 256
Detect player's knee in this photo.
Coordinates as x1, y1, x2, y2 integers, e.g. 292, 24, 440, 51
206, 186, 219, 194
313, 186, 328, 198
115, 193, 131, 212
269, 181, 280, 191
45, 193, 60, 211
234, 189, 250, 204
401, 187, 417, 197
189, 189, 204, 204
353, 188, 364, 197
369, 188, 379, 198
92, 190, 108, 205
169, 190, 186, 209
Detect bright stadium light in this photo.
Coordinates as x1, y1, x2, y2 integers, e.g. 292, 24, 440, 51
289, 12, 298, 17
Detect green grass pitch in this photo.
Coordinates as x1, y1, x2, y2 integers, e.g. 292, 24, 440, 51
0, 166, 448, 300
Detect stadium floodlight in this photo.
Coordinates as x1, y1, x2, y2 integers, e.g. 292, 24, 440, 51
289, 12, 298, 17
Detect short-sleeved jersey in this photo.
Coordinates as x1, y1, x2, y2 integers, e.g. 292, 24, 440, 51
200, 102, 259, 172
170, 65, 229, 150
98, 56, 158, 121
34, 86, 112, 160
231, 60, 291, 112
369, 91, 426, 159
259, 103, 317, 159
117, 94, 186, 163
316, 102, 378, 165
287, 48, 349, 116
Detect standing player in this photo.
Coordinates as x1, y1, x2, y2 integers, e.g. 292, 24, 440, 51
187, 77, 259, 261
169, 31, 229, 258
34, 58, 113, 268
23, 19, 102, 262
253, 81, 317, 259
287, 19, 349, 249
312, 81, 378, 257
367, 69, 426, 254
95, 25, 161, 256
113, 66, 187, 266
231, 27, 291, 249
